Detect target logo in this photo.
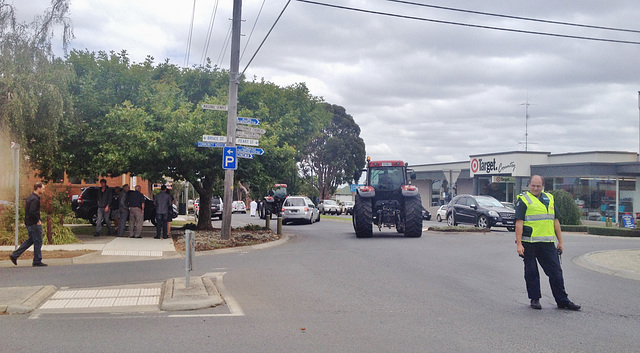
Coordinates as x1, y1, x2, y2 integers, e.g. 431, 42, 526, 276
470, 158, 479, 173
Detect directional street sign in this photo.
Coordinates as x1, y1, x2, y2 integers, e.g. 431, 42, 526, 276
223, 146, 237, 170
202, 135, 227, 143
235, 131, 262, 139
236, 125, 266, 134
197, 141, 226, 148
202, 104, 228, 111
236, 138, 259, 146
237, 117, 261, 125
237, 146, 264, 155
237, 152, 254, 159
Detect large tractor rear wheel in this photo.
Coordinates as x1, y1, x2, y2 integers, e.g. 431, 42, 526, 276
403, 196, 423, 238
353, 194, 373, 238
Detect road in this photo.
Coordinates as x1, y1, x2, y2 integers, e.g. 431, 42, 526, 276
2, 214, 640, 352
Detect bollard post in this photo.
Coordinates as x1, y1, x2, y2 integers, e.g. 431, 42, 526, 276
265, 214, 271, 230
277, 214, 282, 235
185, 230, 195, 288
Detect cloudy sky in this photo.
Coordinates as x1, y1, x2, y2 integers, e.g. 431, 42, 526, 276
17, 0, 640, 165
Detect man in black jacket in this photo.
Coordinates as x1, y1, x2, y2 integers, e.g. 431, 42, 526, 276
10, 182, 47, 267
94, 179, 114, 237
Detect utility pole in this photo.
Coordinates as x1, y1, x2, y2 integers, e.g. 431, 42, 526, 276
520, 100, 531, 151
221, 0, 242, 240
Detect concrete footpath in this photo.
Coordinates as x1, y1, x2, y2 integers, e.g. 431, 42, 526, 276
1, 223, 639, 314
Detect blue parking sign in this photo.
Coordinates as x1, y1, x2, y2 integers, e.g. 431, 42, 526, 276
223, 146, 237, 170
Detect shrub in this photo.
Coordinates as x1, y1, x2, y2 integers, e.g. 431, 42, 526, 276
550, 189, 582, 225
587, 226, 640, 237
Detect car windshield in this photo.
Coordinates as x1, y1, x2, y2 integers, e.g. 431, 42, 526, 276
324, 200, 337, 205
211, 198, 221, 205
344, 202, 354, 206
476, 196, 504, 208
285, 198, 306, 207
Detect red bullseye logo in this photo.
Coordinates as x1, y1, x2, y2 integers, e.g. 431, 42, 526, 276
471, 158, 479, 173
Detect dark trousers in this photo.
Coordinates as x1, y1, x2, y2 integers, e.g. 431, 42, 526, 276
522, 242, 569, 304
156, 213, 168, 238
12, 224, 43, 264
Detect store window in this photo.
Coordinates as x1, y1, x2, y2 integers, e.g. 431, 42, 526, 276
550, 177, 636, 222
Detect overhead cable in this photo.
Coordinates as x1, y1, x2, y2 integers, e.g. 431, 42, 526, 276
241, 0, 292, 75
296, 0, 640, 45
384, 0, 640, 34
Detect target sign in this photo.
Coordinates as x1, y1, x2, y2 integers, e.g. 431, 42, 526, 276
470, 158, 479, 173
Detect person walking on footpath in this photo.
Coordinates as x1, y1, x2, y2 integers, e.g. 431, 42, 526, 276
10, 182, 48, 267
94, 179, 114, 237
117, 184, 130, 237
515, 175, 581, 311
128, 185, 146, 238
154, 185, 172, 239
250, 199, 257, 217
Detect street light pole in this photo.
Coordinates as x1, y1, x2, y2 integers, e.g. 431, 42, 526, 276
221, 0, 242, 240
11, 142, 20, 249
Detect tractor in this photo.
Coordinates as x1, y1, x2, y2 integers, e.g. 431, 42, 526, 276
258, 183, 288, 219
352, 157, 423, 238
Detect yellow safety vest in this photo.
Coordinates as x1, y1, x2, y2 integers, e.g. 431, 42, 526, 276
518, 191, 556, 243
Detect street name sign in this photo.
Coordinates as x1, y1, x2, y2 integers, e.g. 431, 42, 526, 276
237, 146, 264, 155
237, 152, 254, 159
202, 104, 228, 111
237, 117, 261, 125
197, 141, 226, 148
202, 135, 227, 143
235, 131, 262, 139
236, 138, 259, 146
236, 125, 266, 134
223, 146, 237, 170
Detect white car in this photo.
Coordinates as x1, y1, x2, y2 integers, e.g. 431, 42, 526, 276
436, 205, 448, 222
281, 196, 320, 224
232, 201, 247, 213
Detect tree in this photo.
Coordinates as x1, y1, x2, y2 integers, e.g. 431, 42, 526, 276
550, 189, 582, 225
0, 0, 74, 180
302, 104, 366, 200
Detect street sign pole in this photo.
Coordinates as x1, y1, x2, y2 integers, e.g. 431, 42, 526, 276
222, 0, 242, 240
11, 142, 20, 249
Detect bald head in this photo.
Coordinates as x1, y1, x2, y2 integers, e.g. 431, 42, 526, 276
528, 175, 544, 196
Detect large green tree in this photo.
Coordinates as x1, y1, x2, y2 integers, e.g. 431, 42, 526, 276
302, 104, 366, 200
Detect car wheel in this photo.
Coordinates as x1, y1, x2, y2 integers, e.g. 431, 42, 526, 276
476, 215, 490, 229
437, 214, 442, 222
90, 212, 98, 226
447, 213, 457, 226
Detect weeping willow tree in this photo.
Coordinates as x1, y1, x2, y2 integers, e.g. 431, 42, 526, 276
0, 0, 75, 180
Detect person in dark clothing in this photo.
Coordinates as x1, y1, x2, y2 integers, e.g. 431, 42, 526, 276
154, 185, 172, 239
10, 182, 47, 267
128, 185, 146, 238
94, 179, 114, 237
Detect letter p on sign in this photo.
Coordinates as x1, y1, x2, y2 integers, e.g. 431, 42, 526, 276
223, 146, 237, 170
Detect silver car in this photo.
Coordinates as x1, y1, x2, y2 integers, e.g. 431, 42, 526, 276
281, 196, 320, 224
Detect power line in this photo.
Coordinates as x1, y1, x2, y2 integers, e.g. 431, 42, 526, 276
241, 0, 292, 75
216, 20, 233, 68
184, 0, 197, 67
295, 0, 640, 45
200, 0, 221, 67
383, 0, 640, 34
240, 0, 266, 62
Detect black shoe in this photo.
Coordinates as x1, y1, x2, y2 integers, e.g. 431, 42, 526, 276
530, 299, 542, 310
9, 255, 17, 265
32, 262, 48, 267
162, 236, 168, 239
154, 236, 161, 239
557, 301, 581, 311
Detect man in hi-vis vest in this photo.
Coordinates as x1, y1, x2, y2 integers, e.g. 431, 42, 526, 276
515, 175, 581, 311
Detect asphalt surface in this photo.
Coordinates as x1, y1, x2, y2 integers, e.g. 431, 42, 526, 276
1, 214, 639, 314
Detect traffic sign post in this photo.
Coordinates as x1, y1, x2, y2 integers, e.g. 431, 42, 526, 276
202, 135, 227, 143
236, 138, 259, 146
237, 152, 254, 159
236, 125, 266, 134
237, 146, 264, 155
197, 141, 226, 148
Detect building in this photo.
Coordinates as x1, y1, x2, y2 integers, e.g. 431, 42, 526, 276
411, 150, 640, 223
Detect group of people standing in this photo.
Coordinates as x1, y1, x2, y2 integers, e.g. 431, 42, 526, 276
93, 179, 174, 239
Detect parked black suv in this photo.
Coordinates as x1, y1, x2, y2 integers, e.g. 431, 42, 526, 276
446, 194, 515, 231
71, 186, 156, 226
